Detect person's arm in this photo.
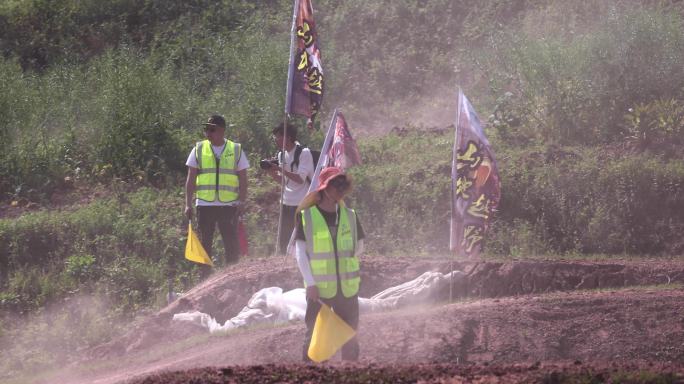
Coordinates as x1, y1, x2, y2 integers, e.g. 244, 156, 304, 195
355, 212, 365, 256
266, 163, 304, 184
295, 210, 319, 301
295, 240, 316, 286
266, 165, 304, 184
237, 169, 248, 211
235, 149, 249, 212
281, 167, 304, 184
271, 149, 312, 185
296, 240, 319, 301
287, 149, 313, 185
265, 166, 282, 183
184, 167, 198, 219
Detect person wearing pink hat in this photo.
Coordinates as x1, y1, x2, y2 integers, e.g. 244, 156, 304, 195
294, 166, 365, 362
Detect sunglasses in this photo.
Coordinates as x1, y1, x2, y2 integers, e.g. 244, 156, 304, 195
328, 176, 350, 190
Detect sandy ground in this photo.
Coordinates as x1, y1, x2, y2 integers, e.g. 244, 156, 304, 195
32, 257, 684, 383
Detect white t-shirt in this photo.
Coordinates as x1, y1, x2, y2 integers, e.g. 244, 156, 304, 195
186, 141, 250, 207
279, 145, 314, 206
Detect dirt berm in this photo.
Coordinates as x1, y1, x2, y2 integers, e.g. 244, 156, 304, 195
62, 257, 684, 383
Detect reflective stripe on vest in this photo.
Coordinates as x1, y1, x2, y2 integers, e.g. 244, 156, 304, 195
195, 139, 241, 203
302, 206, 359, 298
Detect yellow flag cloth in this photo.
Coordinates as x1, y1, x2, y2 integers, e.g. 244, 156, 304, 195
185, 224, 213, 266
307, 303, 356, 362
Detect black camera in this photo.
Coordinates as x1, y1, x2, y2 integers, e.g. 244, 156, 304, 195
259, 158, 279, 170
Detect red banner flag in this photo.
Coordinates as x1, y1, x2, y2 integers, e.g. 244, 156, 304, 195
286, 109, 361, 256
285, 0, 323, 122
328, 112, 362, 170
309, 110, 361, 190
450, 90, 501, 257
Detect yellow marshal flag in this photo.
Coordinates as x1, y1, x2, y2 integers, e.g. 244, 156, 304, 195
307, 303, 356, 362
185, 224, 213, 266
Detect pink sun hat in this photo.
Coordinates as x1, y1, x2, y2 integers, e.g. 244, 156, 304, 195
316, 166, 347, 192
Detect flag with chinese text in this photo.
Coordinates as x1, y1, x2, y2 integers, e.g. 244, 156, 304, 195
450, 90, 501, 257
285, 0, 323, 122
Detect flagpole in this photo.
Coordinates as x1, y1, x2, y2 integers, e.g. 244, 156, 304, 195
284, 0, 299, 116
309, 108, 337, 190
450, 88, 463, 303
275, 118, 288, 257
277, 0, 301, 257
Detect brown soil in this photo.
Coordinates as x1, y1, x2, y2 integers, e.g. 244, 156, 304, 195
39, 257, 684, 384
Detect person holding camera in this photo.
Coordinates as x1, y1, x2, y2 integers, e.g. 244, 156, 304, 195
262, 122, 315, 255
185, 115, 249, 278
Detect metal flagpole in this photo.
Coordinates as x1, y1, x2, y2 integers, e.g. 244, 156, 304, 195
284, 0, 299, 115
275, 116, 288, 257
310, 109, 337, 189
450, 88, 463, 303
276, 0, 301, 257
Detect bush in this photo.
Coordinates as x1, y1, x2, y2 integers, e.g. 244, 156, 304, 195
0, 187, 193, 314
496, 145, 684, 254
484, 7, 684, 146
624, 98, 684, 156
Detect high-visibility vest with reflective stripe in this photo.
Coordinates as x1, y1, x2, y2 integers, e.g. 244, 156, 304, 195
302, 206, 360, 298
195, 139, 241, 203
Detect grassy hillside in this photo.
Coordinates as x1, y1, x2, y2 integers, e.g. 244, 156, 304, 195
1, 0, 684, 377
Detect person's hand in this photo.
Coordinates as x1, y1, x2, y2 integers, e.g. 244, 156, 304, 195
266, 165, 280, 177
306, 285, 320, 302
184, 205, 193, 220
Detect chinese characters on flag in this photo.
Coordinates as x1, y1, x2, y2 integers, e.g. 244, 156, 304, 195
451, 90, 501, 257
285, 0, 324, 122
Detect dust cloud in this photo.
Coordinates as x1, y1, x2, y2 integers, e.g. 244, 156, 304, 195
0, 293, 123, 383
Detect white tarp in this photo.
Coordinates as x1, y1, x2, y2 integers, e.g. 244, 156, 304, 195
173, 270, 464, 333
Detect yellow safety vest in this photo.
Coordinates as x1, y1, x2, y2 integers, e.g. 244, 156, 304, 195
195, 139, 241, 203
302, 206, 360, 298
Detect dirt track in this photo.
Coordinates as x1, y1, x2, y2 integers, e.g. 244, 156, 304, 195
39, 257, 684, 383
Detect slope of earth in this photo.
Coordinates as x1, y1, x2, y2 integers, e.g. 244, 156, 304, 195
34, 257, 684, 384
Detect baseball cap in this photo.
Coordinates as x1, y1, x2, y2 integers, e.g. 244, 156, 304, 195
203, 115, 226, 129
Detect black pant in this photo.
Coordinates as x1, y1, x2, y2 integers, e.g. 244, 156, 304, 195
277, 204, 298, 255
197, 205, 239, 276
303, 292, 359, 362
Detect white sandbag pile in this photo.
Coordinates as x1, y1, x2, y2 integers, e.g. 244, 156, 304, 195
173, 270, 464, 333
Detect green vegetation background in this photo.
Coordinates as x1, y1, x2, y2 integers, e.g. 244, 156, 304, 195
1, 0, 684, 377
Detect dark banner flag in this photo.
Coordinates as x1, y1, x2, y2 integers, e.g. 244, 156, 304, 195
450, 90, 501, 257
285, 0, 323, 122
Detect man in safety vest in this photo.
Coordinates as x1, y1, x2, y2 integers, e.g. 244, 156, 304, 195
294, 166, 365, 361
185, 115, 249, 278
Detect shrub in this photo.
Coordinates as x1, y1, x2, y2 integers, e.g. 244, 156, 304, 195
496, 145, 684, 254
484, 7, 684, 146
624, 98, 684, 155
